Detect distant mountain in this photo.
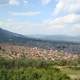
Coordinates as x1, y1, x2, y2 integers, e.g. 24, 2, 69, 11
0, 28, 52, 47
1, 28, 80, 45
0, 28, 40, 44
28, 35, 80, 42
0, 28, 80, 54
0, 28, 54, 49
0, 28, 80, 43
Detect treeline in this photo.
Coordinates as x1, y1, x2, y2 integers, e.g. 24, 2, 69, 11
0, 57, 72, 80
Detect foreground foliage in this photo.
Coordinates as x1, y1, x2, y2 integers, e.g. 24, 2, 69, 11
0, 57, 71, 80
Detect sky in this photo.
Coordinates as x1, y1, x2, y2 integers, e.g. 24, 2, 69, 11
0, 0, 80, 36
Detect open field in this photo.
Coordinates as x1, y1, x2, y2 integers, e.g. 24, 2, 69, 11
58, 66, 80, 80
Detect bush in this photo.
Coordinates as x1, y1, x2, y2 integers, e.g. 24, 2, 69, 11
0, 57, 71, 80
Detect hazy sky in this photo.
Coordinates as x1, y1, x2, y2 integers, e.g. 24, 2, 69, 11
0, 0, 80, 36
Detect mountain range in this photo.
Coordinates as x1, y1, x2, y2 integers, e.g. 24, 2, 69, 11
0, 28, 39, 44
28, 35, 80, 42
0, 28, 80, 43
0, 28, 50, 48
0, 28, 80, 53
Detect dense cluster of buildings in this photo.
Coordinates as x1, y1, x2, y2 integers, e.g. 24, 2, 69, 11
0, 44, 79, 60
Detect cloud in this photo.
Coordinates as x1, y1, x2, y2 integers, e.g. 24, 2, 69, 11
51, 0, 80, 35
0, 13, 80, 35
53, 14, 80, 24
9, 0, 19, 5
43, 14, 80, 35
53, 0, 80, 16
46, 14, 80, 26
41, 0, 51, 5
10, 11, 40, 16
23, 0, 28, 4
0, 21, 43, 35
70, 24, 80, 34
0, 21, 5, 26
53, 0, 65, 16
0, 0, 8, 5
0, 0, 19, 5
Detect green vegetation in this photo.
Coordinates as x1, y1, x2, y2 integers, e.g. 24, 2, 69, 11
0, 57, 71, 80
0, 57, 80, 80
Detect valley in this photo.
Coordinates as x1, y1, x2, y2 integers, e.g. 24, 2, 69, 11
0, 43, 80, 80
0, 28, 80, 80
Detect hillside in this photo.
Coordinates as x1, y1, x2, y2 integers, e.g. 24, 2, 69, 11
0, 28, 80, 54
28, 35, 80, 42
0, 28, 80, 80
0, 28, 37, 43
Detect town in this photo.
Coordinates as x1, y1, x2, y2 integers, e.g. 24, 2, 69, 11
0, 44, 79, 61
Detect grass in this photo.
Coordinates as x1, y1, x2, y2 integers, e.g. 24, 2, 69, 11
59, 66, 80, 80
0, 57, 71, 80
